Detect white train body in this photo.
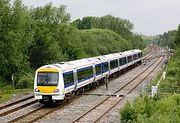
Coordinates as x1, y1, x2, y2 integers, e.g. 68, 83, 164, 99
34, 49, 142, 102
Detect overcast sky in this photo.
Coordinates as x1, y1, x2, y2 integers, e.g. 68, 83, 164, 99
22, 0, 180, 35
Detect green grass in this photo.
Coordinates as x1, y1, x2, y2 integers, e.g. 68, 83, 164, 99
0, 85, 32, 104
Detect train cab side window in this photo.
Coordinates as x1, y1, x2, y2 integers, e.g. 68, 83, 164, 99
95, 64, 102, 75
110, 60, 118, 69
103, 62, 109, 72
127, 55, 132, 63
77, 67, 93, 82
63, 71, 74, 87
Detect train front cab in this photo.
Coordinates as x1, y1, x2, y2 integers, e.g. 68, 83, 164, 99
34, 67, 65, 104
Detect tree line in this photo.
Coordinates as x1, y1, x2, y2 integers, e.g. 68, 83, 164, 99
144, 25, 180, 49
0, 0, 145, 88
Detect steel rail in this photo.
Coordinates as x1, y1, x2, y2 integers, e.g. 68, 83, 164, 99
71, 48, 163, 123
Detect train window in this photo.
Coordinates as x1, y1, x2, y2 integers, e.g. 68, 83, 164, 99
37, 72, 59, 86
95, 64, 102, 75
124, 57, 127, 64
77, 66, 93, 82
127, 55, 132, 63
119, 58, 123, 66
103, 62, 109, 72
120, 57, 126, 65
133, 54, 138, 60
110, 60, 118, 69
133, 54, 135, 60
63, 71, 74, 87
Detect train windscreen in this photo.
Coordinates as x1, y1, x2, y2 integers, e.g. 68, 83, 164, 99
37, 72, 59, 86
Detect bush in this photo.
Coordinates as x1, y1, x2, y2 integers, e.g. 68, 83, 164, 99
137, 110, 180, 123
16, 73, 34, 89
120, 102, 137, 123
121, 94, 180, 123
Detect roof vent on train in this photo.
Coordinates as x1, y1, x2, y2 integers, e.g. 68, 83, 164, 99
59, 62, 65, 64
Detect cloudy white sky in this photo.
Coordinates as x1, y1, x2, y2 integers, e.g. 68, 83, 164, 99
22, 0, 180, 35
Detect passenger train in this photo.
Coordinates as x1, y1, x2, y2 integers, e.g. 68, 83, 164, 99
34, 49, 142, 103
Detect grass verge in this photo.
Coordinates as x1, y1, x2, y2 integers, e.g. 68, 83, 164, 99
0, 85, 32, 104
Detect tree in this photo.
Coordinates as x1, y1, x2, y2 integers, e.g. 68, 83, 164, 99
71, 16, 95, 29
79, 29, 131, 56
72, 15, 144, 50
175, 25, 180, 46
91, 15, 134, 40
29, 4, 70, 69
0, 0, 33, 83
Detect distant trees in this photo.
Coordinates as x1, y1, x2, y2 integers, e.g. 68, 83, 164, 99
92, 15, 134, 40
158, 30, 176, 49
72, 15, 144, 49
73, 15, 133, 40
130, 34, 145, 49
79, 29, 130, 56
0, 0, 145, 87
144, 25, 180, 49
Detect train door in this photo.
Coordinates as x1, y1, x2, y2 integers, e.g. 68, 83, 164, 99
73, 69, 78, 91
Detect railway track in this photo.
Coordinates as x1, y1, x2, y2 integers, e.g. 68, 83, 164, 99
0, 98, 37, 117
0, 94, 34, 110
71, 50, 164, 123
142, 46, 159, 62
7, 95, 84, 123
0, 46, 161, 123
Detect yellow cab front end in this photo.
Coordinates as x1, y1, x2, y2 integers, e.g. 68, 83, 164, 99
34, 66, 63, 103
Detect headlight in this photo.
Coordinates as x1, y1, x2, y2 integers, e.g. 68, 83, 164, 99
54, 89, 60, 93
35, 88, 40, 92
